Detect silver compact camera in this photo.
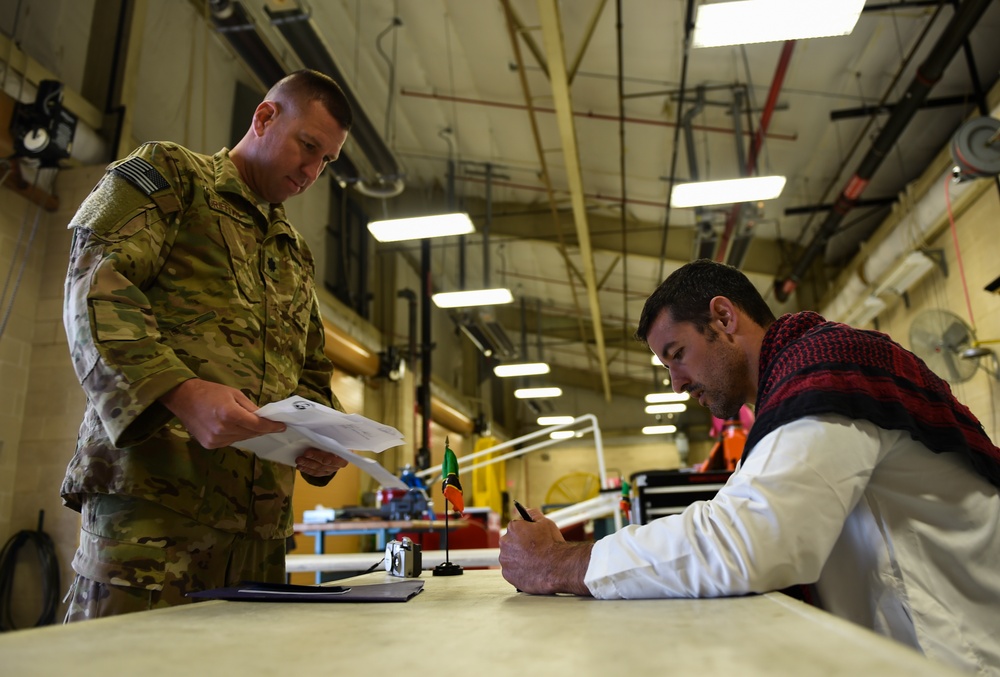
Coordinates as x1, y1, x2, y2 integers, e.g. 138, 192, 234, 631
385, 537, 422, 578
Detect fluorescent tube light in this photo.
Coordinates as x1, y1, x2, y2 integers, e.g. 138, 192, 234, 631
672, 176, 786, 208
642, 425, 678, 435
550, 430, 576, 440
367, 213, 475, 242
874, 251, 936, 297
645, 392, 690, 404
693, 0, 865, 48
645, 403, 687, 415
651, 354, 663, 366
494, 362, 551, 377
515, 387, 563, 399
432, 288, 514, 308
537, 416, 575, 426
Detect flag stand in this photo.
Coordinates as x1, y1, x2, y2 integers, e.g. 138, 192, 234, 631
435, 436, 464, 576
433, 507, 463, 576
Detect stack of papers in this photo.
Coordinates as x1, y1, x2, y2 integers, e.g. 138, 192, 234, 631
233, 396, 407, 489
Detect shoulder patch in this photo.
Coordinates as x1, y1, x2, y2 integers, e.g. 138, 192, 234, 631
110, 156, 170, 196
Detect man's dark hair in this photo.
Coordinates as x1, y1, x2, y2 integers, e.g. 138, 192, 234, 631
634, 259, 776, 344
268, 69, 353, 132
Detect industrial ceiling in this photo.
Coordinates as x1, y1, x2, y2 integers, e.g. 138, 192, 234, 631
203, 1, 1000, 429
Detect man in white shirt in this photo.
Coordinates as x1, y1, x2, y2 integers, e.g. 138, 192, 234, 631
499, 260, 1000, 675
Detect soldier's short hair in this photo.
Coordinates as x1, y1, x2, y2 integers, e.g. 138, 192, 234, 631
267, 69, 353, 132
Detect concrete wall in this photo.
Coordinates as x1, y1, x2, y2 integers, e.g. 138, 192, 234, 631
0, 163, 102, 625
870, 184, 1000, 441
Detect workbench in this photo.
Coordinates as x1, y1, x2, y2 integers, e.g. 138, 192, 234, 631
0, 569, 961, 676
294, 518, 464, 554
285, 547, 500, 574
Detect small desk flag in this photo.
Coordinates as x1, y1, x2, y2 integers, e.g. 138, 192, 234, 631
442, 438, 464, 514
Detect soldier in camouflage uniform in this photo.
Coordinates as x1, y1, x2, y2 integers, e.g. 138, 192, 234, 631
61, 70, 353, 621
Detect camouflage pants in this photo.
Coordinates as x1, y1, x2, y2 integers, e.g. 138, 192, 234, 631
63, 494, 286, 623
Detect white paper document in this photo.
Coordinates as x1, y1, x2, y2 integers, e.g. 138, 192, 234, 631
233, 396, 407, 489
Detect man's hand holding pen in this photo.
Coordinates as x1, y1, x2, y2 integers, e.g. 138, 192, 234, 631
498, 502, 594, 596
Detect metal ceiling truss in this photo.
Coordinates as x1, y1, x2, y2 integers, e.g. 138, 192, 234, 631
537, 0, 613, 402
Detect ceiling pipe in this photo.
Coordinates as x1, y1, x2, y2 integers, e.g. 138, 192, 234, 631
615, 0, 630, 351
724, 94, 754, 268
537, 0, 613, 402
774, 0, 993, 302
456, 174, 671, 209
680, 86, 717, 260
399, 89, 797, 142
718, 41, 796, 265
784, 2, 944, 265
209, 0, 286, 87
821, 100, 1000, 322
659, 0, 696, 282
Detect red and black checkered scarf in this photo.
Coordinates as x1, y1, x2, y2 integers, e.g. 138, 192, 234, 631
743, 311, 1000, 488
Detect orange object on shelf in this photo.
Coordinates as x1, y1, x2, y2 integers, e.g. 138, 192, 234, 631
696, 408, 753, 472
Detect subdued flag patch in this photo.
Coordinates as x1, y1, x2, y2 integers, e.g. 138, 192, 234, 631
111, 156, 170, 195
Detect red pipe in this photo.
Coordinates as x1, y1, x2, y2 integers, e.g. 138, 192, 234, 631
715, 40, 796, 262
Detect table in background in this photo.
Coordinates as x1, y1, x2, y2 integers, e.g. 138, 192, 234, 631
294, 519, 467, 553
293, 519, 468, 583
286, 547, 500, 575
0, 570, 963, 676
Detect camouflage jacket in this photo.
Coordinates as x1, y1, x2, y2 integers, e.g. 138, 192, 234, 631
61, 142, 341, 539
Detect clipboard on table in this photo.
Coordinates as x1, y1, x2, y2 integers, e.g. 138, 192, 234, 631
187, 580, 424, 603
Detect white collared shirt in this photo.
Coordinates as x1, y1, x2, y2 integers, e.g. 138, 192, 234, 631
586, 415, 1000, 675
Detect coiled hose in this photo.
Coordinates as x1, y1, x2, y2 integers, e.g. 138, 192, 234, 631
0, 510, 60, 630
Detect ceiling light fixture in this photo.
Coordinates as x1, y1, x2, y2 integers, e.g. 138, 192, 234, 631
494, 362, 551, 378
692, 0, 865, 48
645, 392, 690, 404
432, 288, 514, 308
671, 176, 787, 208
515, 387, 563, 399
642, 425, 678, 435
651, 354, 663, 366
550, 430, 576, 440
645, 403, 687, 415
367, 212, 475, 242
537, 416, 575, 426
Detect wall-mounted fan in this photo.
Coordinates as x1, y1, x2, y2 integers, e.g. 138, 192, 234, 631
909, 309, 979, 384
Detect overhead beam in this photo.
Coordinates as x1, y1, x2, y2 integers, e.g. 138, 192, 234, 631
829, 94, 977, 120
566, 0, 608, 85
477, 201, 795, 279
492, 304, 646, 354
548, 364, 652, 400
501, 0, 594, 372
365, 190, 800, 283
784, 197, 895, 216
537, 0, 613, 402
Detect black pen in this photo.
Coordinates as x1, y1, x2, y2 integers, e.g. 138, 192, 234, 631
513, 499, 535, 522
